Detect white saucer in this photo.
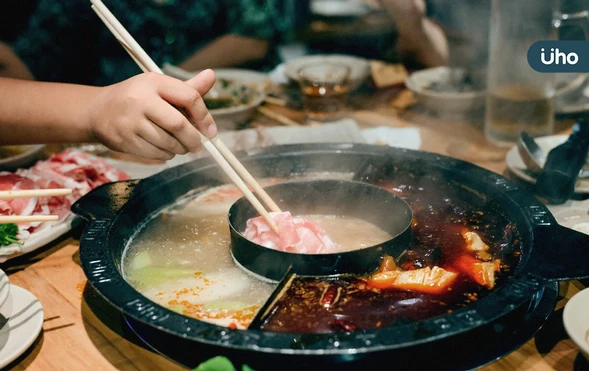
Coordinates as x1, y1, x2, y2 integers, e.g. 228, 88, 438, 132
563, 287, 589, 362
0, 284, 44, 368
505, 134, 589, 193
0, 271, 9, 315
311, 0, 371, 17
162, 63, 269, 85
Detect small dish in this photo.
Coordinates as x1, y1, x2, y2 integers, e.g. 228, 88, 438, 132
162, 64, 269, 85
311, 0, 371, 18
203, 77, 265, 130
284, 54, 370, 91
405, 67, 486, 114
563, 287, 589, 362
162, 64, 268, 130
0, 284, 44, 368
0, 270, 9, 317
506, 135, 589, 193
0, 145, 45, 171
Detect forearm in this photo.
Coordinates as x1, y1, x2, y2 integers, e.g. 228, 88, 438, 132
0, 78, 97, 145
396, 18, 449, 68
179, 34, 269, 70
0, 43, 34, 80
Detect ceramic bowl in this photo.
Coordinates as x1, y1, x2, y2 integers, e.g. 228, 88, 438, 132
563, 287, 589, 361
284, 54, 371, 91
0, 145, 45, 171
405, 66, 486, 114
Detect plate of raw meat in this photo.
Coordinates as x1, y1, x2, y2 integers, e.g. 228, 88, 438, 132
0, 150, 129, 262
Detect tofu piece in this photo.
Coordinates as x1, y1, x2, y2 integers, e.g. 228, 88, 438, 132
455, 255, 501, 289
462, 231, 492, 261
369, 266, 457, 294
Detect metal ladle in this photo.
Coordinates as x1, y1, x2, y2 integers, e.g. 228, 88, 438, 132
517, 132, 589, 178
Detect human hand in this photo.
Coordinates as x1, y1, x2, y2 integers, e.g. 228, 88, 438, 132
86, 70, 217, 160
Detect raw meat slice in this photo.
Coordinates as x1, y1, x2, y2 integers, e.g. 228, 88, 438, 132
244, 212, 336, 254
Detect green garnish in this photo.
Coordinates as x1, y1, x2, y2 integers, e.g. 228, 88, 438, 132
0, 223, 20, 246
221, 79, 231, 89
193, 356, 256, 371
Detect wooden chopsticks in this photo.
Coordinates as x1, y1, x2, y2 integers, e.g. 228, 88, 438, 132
0, 188, 72, 200
0, 188, 71, 224
0, 215, 59, 223
90, 0, 282, 233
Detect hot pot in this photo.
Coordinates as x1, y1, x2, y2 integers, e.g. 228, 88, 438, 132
72, 143, 589, 370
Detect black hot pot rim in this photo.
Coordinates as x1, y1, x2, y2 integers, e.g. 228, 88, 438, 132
71, 143, 589, 356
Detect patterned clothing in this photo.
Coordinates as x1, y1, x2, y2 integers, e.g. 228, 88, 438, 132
13, 0, 297, 85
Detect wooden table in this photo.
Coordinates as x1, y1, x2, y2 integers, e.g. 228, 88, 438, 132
2, 93, 588, 371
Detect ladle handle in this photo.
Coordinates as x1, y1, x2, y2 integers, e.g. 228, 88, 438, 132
527, 224, 589, 281
71, 179, 141, 221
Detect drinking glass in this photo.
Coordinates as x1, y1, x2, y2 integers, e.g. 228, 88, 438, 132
298, 63, 350, 123
484, 0, 589, 147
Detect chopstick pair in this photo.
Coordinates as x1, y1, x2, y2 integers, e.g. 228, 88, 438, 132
90, 0, 282, 232
0, 188, 72, 224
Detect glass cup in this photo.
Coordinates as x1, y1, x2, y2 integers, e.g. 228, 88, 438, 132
298, 63, 351, 123
484, 0, 589, 147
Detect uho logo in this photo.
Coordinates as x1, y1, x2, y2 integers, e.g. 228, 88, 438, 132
540, 48, 579, 65
528, 41, 589, 73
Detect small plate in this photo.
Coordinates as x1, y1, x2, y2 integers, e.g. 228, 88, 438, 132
0, 284, 44, 369
311, 0, 371, 18
0, 270, 9, 316
283, 54, 370, 91
563, 287, 589, 362
162, 63, 269, 85
405, 67, 486, 114
162, 64, 266, 130
506, 134, 589, 193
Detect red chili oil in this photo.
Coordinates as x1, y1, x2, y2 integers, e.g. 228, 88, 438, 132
257, 175, 521, 334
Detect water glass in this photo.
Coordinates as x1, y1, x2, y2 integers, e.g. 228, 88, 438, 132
484, 0, 589, 147
298, 63, 350, 123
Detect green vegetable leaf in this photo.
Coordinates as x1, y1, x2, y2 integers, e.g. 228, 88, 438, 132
193, 356, 236, 371
0, 223, 21, 246
192, 357, 257, 371
125, 267, 203, 288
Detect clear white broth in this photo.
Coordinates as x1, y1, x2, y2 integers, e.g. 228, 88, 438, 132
123, 173, 392, 329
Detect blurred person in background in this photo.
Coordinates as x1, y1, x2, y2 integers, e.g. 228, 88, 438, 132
0, 0, 37, 79
0, 0, 302, 85
305, 0, 448, 68
378, 0, 448, 67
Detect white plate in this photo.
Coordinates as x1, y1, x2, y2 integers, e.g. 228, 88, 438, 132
563, 287, 589, 362
311, 0, 371, 17
0, 218, 77, 263
0, 270, 9, 316
506, 134, 589, 193
283, 54, 371, 90
162, 63, 269, 85
0, 284, 44, 369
